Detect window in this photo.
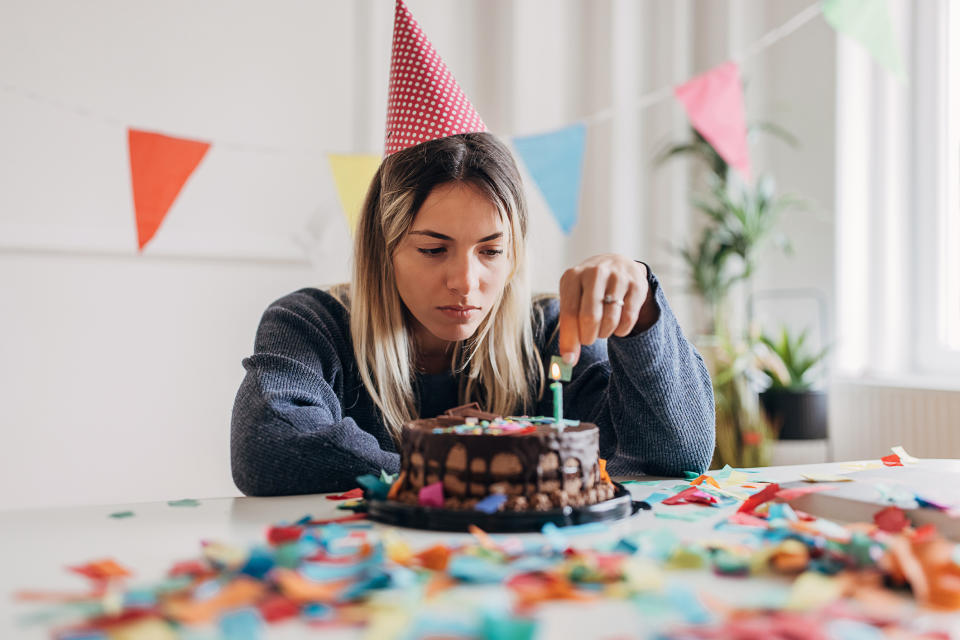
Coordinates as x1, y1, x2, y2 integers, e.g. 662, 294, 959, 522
915, 0, 960, 373
836, 0, 960, 379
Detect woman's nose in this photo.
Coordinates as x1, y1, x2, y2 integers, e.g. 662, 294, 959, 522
446, 252, 479, 295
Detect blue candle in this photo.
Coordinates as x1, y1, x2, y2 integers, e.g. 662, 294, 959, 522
550, 362, 563, 428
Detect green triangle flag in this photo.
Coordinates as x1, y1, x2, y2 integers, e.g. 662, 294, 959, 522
822, 0, 905, 80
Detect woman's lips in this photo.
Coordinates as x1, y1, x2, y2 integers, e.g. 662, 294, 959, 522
437, 306, 479, 321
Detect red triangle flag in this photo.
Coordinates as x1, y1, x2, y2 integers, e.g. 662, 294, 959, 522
674, 61, 751, 180
127, 129, 210, 251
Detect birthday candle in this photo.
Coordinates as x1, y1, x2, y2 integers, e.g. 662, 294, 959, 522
550, 361, 563, 428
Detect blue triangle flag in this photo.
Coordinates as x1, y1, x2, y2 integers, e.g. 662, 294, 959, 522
512, 124, 586, 234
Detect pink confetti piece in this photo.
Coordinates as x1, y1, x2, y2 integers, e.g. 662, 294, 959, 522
418, 481, 444, 508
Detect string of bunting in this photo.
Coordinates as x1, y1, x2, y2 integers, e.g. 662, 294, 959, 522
1, 0, 902, 252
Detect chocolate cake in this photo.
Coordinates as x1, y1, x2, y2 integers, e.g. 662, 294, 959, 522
391, 404, 617, 512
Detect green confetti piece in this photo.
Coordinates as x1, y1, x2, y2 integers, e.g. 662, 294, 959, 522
549, 355, 572, 381
109, 511, 135, 519
683, 471, 701, 480
167, 498, 201, 507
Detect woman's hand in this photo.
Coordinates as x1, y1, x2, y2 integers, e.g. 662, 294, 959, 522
558, 254, 658, 365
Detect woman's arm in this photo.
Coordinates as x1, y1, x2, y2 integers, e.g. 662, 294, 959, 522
231, 290, 399, 496
538, 271, 715, 476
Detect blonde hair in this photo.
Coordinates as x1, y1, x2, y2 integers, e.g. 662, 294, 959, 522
340, 133, 543, 442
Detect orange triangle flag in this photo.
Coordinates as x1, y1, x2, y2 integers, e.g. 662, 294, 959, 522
128, 129, 210, 251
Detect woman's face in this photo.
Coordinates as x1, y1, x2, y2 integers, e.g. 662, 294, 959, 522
393, 182, 512, 350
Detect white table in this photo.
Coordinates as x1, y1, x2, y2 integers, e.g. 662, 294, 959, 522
3, 460, 958, 639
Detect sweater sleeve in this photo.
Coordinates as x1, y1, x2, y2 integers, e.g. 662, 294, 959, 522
230, 291, 399, 496
537, 271, 716, 477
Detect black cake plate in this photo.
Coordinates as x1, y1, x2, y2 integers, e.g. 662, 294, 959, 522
364, 482, 649, 532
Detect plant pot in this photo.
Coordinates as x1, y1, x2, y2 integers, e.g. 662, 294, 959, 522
759, 389, 827, 440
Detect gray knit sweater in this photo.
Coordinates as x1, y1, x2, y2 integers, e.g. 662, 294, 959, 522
231, 271, 715, 495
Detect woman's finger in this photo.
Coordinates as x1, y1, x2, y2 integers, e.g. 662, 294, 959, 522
578, 265, 607, 346
598, 271, 630, 339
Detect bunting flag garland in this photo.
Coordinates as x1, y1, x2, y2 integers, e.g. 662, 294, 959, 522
6, 2, 902, 253
822, 0, 905, 80
127, 129, 210, 251
673, 62, 751, 181
512, 124, 586, 234
327, 154, 382, 234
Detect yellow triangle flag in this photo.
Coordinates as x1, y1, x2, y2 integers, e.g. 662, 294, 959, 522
327, 154, 381, 234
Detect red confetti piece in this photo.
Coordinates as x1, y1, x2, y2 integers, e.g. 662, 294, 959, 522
305, 513, 368, 526
774, 485, 836, 501
68, 559, 132, 582
267, 525, 304, 546
258, 594, 300, 623
737, 483, 781, 515
912, 523, 938, 543
326, 488, 364, 501
168, 560, 212, 579
661, 487, 718, 506
874, 506, 910, 533
882, 453, 903, 467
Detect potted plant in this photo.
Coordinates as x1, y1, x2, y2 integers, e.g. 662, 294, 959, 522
756, 326, 829, 440
657, 126, 808, 468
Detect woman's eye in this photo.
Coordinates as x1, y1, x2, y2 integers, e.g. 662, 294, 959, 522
417, 247, 446, 256
481, 248, 504, 257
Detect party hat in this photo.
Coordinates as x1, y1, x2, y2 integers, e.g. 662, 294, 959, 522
384, 0, 486, 156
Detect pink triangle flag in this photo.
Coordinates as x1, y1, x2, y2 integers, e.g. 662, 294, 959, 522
674, 61, 751, 180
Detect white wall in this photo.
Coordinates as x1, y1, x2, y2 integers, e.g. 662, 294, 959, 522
0, 0, 837, 509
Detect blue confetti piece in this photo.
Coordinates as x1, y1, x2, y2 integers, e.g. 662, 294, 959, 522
826, 619, 885, 640
356, 474, 390, 500
218, 607, 262, 640
481, 613, 538, 640
122, 588, 157, 608
339, 570, 391, 601
475, 493, 508, 514
193, 579, 222, 601
447, 554, 512, 583
239, 547, 274, 580
644, 492, 670, 504
403, 614, 479, 640
302, 603, 333, 620
508, 555, 559, 573
665, 584, 711, 625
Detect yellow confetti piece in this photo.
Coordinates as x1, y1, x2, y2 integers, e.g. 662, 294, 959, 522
362, 605, 412, 640
107, 617, 179, 640
621, 557, 663, 592
801, 473, 854, 483
891, 445, 920, 464
383, 531, 414, 565
786, 571, 843, 611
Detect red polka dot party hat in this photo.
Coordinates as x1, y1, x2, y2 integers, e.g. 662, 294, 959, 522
384, 0, 487, 156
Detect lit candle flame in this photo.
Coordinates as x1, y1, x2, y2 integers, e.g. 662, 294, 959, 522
550, 361, 561, 380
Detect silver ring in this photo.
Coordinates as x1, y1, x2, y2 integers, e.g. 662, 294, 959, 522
602, 294, 624, 306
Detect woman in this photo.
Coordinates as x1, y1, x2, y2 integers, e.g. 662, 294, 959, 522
231, 133, 714, 496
